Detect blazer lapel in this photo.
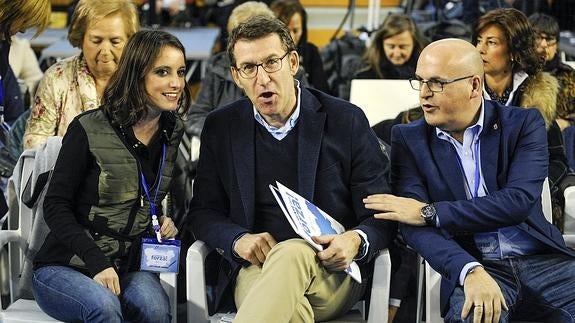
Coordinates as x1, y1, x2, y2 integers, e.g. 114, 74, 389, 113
429, 128, 468, 200
231, 102, 256, 228
297, 89, 325, 201
479, 101, 500, 193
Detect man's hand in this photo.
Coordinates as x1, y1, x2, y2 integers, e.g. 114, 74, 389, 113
159, 215, 178, 239
461, 266, 508, 323
313, 231, 361, 272
233, 232, 277, 266
363, 194, 427, 226
93, 267, 120, 295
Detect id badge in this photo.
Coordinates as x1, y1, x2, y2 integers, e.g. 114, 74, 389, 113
140, 238, 181, 273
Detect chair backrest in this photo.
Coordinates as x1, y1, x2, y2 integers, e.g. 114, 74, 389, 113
5, 137, 62, 301
349, 79, 420, 126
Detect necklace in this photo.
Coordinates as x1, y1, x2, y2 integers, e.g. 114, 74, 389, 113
485, 83, 513, 105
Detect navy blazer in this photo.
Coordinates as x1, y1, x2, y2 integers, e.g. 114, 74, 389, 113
391, 100, 575, 315
190, 86, 394, 311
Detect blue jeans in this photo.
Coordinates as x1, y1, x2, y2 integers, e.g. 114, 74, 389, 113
444, 254, 575, 323
32, 266, 171, 323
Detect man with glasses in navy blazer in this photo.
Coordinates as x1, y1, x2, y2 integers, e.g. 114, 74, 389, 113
190, 15, 394, 323
365, 38, 575, 323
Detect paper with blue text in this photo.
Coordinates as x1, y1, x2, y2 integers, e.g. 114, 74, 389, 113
269, 181, 362, 283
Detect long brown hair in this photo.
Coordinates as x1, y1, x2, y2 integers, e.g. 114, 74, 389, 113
363, 13, 426, 78
102, 30, 192, 127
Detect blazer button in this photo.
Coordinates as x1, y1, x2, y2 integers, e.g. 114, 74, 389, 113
216, 248, 224, 255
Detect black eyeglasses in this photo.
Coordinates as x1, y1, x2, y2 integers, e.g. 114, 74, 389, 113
409, 75, 474, 93
234, 51, 291, 79
535, 34, 557, 45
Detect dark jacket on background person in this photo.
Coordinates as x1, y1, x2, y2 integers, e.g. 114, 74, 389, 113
1, 41, 25, 125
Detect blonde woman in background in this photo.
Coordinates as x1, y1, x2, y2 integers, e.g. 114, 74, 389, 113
24, 0, 139, 149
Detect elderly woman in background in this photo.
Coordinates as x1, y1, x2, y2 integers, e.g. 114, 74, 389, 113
270, 0, 329, 93
355, 13, 426, 80
474, 8, 569, 231
24, 0, 139, 149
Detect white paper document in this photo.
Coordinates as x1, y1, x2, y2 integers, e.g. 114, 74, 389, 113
269, 181, 362, 283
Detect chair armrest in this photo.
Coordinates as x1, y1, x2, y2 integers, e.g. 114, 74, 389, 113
159, 272, 178, 323
564, 186, 575, 234
0, 230, 21, 249
563, 234, 575, 249
367, 249, 390, 323
425, 261, 443, 323
0, 230, 23, 311
186, 240, 211, 323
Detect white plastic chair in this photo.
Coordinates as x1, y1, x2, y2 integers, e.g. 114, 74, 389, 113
0, 139, 178, 323
186, 240, 391, 323
418, 177, 575, 323
349, 79, 420, 126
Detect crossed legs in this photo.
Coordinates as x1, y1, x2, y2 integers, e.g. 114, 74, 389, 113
233, 238, 365, 323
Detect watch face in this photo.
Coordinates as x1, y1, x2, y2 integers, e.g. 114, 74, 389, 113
421, 204, 436, 218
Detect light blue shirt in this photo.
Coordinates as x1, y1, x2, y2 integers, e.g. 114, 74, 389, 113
253, 80, 302, 140
436, 102, 486, 285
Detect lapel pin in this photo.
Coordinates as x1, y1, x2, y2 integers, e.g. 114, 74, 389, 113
493, 123, 498, 130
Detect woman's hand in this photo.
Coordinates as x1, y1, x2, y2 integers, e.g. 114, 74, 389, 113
159, 215, 178, 239
93, 267, 120, 295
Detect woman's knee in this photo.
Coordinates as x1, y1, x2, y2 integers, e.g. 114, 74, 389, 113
83, 294, 123, 322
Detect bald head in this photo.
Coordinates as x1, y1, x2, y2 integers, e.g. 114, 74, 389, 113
415, 39, 484, 140
419, 38, 484, 79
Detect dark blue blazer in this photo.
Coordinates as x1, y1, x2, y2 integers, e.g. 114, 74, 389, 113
190, 87, 394, 311
390, 100, 575, 315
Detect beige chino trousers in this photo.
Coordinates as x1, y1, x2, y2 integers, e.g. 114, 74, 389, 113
233, 239, 365, 323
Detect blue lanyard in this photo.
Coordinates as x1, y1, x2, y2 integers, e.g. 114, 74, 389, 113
454, 139, 481, 198
140, 143, 167, 241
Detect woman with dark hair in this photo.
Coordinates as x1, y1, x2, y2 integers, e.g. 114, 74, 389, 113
529, 13, 575, 131
355, 13, 426, 80
270, 0, 329, 93
32, 30, 191, 323
474, 8, 569, 230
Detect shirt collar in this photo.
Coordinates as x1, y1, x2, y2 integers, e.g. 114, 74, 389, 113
436, 99, 485, 141
253, 79, 301, 140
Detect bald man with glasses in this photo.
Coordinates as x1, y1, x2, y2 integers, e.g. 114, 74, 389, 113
365, 38, 575, 323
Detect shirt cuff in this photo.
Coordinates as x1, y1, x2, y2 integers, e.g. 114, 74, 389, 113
353, 229, 369, 261
389, 298, 402, 307
231, 232, 249, 261
459, 262, 483, 286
